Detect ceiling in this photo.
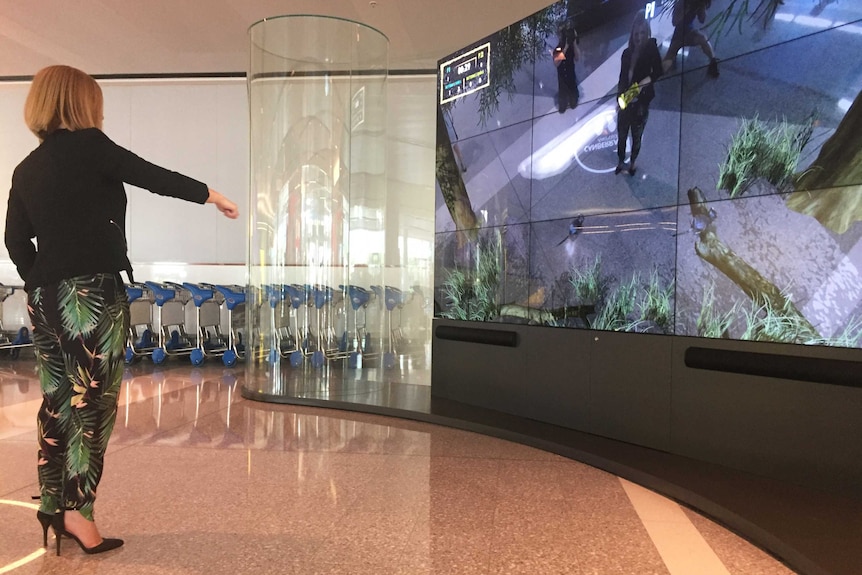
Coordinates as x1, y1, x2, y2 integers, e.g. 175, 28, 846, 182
0, 0, 557, 78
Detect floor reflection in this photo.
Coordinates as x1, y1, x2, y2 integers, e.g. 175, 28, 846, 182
0, 358, 797, 575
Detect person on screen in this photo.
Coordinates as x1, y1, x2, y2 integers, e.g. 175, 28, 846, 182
615, 12, 663, 176
4, 65, 239, 556
554, 19, 581, 113
662, 0, 720, 78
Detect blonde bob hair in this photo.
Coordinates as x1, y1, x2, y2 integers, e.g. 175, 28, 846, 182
628, 11, 652, 50
24, 65, 103, 140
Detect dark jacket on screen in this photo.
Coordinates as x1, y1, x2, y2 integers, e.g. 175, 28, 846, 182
5, 128, 209, 290
618, 38, 663, 108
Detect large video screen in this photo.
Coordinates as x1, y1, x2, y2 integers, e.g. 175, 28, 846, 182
434, 0, 862, 349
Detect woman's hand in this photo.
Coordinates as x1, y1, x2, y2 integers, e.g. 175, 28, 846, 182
206, 189, 239, 219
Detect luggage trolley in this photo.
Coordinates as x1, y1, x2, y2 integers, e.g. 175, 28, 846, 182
328, 286, 350, 359
0, 284, 32, 359
389, 285, 423, 359
281, 284, 310, 367
309, 284, 349, 367
341, 284, 375, 368
124, 282, 158, 364
144, 281, 196, 364
260, 284, 284, 365
374, 285, 422, 369
183, 282, 229, 366
261, 284, 302, 366
261, 284, 291, 365
212, 284, 246, 367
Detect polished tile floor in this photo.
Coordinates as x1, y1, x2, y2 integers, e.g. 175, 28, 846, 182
0, 359, 796, 575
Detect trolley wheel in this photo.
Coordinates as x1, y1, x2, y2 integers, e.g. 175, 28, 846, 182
125, 346, 135, 365
348, 351, 360, 369
289, 350, 304, 368
383, 352, 397, 369
223, 350, 237, 367
190, 348, 205, 366
152, 348, 167, 364
311, 350, 325, 368
268, 349, 279, 365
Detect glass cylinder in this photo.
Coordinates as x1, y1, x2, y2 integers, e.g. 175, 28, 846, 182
244, 15, 388, 398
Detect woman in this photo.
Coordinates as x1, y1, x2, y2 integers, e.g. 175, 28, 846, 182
615, 12, 663, 176
554, 19, 581, 113
4, 65, 238, 555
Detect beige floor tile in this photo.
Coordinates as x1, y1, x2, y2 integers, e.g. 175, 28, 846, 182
683, 508, 798, 575
621, 479, 730, 575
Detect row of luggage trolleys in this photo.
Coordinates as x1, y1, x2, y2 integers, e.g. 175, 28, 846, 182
125, 281, 245, 367
266, 283, 420, 369
124, 282, 419, 368
266, 284, 369, 369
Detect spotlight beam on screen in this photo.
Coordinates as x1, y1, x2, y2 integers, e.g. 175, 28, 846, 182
523, 106, 618, 179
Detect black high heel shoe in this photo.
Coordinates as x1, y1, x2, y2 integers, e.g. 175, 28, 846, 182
37, 510, 52, 547
50, 511, 124, 556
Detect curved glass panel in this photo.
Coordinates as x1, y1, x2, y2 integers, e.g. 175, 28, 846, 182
246, 16, 389, 396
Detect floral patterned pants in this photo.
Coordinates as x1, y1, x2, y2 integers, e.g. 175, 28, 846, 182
29, 273, 129, 520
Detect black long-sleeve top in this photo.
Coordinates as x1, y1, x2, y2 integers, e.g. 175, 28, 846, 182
5, 128, 209, 290
618, 38, 663, 108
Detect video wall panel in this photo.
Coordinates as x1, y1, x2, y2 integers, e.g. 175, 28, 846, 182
435, 0, 862, 350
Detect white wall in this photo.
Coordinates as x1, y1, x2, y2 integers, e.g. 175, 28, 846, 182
0, 74, 436, 336
0, 78, 250, 286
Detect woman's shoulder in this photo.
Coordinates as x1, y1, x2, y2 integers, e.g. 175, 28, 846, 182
67, 128, 121, 154
73, 127, 111, 142
22, 129, 114, 167
13, 129, 113, 177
